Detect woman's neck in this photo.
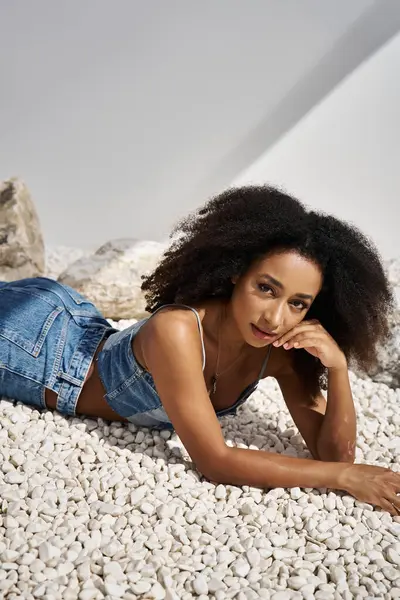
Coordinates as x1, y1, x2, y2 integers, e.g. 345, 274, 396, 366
203, 299, 248, 356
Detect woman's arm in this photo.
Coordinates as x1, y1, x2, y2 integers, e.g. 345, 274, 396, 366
274, 320, 357, 463
277, 363, 357, 464
316, 363, 357, 463
142, 311, 349, 490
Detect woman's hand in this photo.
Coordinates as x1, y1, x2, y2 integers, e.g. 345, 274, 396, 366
273, 319, 346, 371
337, 463, 400, 517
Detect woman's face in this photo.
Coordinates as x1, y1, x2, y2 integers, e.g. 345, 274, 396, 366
230, 250, 323, 347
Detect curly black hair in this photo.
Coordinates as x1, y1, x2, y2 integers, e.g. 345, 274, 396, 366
141, 185, 395, 403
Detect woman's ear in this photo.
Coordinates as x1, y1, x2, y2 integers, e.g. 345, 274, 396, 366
231, 275, 238, 284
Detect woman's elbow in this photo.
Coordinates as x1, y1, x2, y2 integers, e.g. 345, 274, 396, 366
196, 449, 231, 483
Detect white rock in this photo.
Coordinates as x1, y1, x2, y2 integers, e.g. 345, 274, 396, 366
4, 472, 25, 484
103, 561, 126, 581
130, 486, 149, 505
91, 501, 123, 516
287, 576, 308, 590
140, 502, 155, 515
366, 514, 382, 530
208, 577, 225, 592
0, 249, 399, 600
57, 238, 166, 320
270, 534, 287, 547
270, 592, 292, 600
246, 547, 261, 567
79, 589, 101, 600
130, 580, 152, 594
38, 542, 61, 562
192, 575, 208, 595
215, 485, 227, 500
384, 545, 400, 566
329, 565, 347, 584
231, 558, 251, 578
151, 582, 167, 599
104, 581, 127, 597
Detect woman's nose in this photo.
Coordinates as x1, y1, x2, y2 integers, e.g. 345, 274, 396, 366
264, 305, 284, 331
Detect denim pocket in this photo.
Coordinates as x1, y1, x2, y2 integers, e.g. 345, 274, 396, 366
0, 287, 64, 357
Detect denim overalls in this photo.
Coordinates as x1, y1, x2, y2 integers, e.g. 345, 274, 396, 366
0, 277, 115, 415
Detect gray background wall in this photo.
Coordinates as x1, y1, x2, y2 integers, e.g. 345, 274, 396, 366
1, 1, 400, 259
234, 31, 400, 261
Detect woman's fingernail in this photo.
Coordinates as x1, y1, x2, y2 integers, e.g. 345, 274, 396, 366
283, 343, 289, 349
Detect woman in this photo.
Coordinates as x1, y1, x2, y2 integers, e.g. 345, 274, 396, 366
1, 185, 399, 515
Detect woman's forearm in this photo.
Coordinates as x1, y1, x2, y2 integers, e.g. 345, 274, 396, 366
316, 363, 357, 463
209, 447, 348, 490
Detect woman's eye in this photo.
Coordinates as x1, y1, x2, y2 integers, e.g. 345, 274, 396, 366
258, 284, 308, 310
258, 283, 273, 293
292, 301, 307, 310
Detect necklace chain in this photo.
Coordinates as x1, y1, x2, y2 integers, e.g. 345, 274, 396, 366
208, 306, 246, 396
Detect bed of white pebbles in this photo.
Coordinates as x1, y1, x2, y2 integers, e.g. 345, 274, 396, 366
0, 247, 399, 600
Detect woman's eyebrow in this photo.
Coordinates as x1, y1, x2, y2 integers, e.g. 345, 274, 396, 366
259, 274, 314, 300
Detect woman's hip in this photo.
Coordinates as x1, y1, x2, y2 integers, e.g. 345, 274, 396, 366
0, 277, 115, 415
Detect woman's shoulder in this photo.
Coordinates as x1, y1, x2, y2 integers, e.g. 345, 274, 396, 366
135, 302, 211, 353
133, 304, 209, 374
146, 300, 218, 330
146, 305, 202, 333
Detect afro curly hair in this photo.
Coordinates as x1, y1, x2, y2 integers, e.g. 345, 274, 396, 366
141, 185, 395, 403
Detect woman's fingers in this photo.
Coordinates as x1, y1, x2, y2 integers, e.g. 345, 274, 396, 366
382, 497, 400, 517
281, 334, 322, 350
274, 323, 320, 347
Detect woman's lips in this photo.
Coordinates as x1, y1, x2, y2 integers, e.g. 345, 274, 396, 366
251, 324, 277, 340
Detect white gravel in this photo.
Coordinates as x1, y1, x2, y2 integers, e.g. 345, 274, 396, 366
0, 248, 399, 600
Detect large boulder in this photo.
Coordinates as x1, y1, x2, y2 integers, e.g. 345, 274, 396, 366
57, 238, 166, 320
0, 178, 45, 281
350, 257, 400, 389
367, 258, 400, 388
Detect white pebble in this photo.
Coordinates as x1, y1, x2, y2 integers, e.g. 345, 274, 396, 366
366, 514, 381, 530
130, 486, 148, 505
192, 575, 208, 595
79, 590, 101, 600
0, 329, 398, 599
4, 471, 25, 484
270, 534, 287, 547
384, 545, 400, 566
140, 502, 155, 515
151, 582, 167, 599
231, 558, 251, 577
104, 582, 126, 597
103, 561, 125, 581
215, 485, 227, 499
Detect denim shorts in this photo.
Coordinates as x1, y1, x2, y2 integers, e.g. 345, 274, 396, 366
0, 277, 115, 416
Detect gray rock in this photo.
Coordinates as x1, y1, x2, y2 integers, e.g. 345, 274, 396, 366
0, 178, 45, 280
352, 258, 400, 388
57, 238, 166, 319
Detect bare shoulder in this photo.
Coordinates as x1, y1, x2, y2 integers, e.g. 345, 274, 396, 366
145, 306, 203, 342
135, 306, 205, 373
